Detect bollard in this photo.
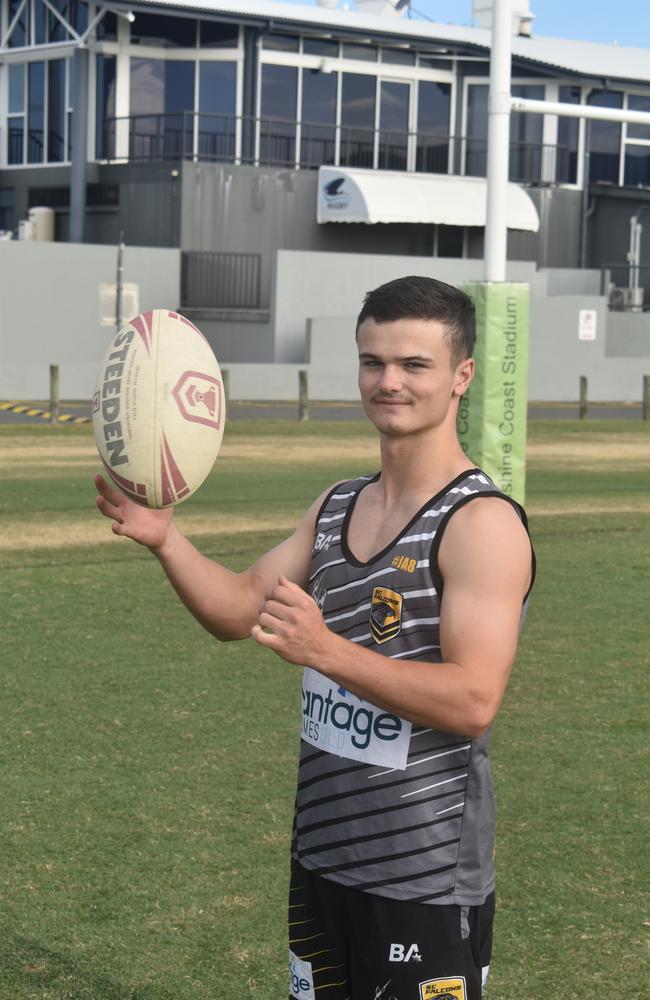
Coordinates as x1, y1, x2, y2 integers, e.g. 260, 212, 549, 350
221, 368, 230, 407
579, 375, 587, 420
298, 369, 309, 422
643, 375, 650, 422
49, 364, 59, 426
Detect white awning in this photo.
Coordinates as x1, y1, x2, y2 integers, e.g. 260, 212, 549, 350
317, 167, 539, 232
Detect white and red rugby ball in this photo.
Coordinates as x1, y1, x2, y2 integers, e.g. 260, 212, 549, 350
93, 309, 225, 508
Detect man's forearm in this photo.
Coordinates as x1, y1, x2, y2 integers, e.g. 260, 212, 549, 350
153, 523, 258, 640
312, 634, 498, 738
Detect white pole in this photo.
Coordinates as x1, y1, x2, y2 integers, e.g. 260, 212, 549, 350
510, 96, 650, 127
485, 0, 512, 283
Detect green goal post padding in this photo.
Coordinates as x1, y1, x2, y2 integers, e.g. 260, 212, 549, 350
458, 282, 530, 505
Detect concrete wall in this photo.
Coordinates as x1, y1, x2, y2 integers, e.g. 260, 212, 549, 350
273, 250, 538, 363
529, 296, 649, 401
1, 242, 648, 403
0, 241, 180, 399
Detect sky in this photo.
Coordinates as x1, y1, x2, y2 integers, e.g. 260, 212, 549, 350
278, 1, 650, 48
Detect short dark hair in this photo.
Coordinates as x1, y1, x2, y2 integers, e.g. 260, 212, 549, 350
355, 275, 476, 366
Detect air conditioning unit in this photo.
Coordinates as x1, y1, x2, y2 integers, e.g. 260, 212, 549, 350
608, 286, 625, 311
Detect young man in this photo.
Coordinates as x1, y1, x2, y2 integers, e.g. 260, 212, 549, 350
95, 276, 534, 1000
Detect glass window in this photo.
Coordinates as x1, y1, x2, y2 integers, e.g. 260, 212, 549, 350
200, 20, 239, 48
418, 56, 450, 70
97, 10, 117, 40
557, 85, 580, 183
588, 90, 622, 184
303, 38, 339, 57
95, 54, 116, 159
28, 62, 45, 163
48, 60, 66, 162
49, 0, 68, 44
260, 64, 298, 165
165, 62, 195, 114
199, 62, 237, 161
378, 80, 409, 170
627, 94, 650, 142
438, 225, 464, 257
8, 0, 28, 47
342, 43, 377, 62
70, 0, 88, 34
262, 34, 299, 52
624, 145, 650, 187
34, 0, 47, 45
416, 80, 450, 173
340, 73, 375, 167
129, 59, 194, 160
510, 84, 544, 182
466, 83, 487, 176
9, 64, 25, 114
130, 13, 197, 48
381, 48, 415, 66
301, 69, 337, 166
8, 120, 24, 164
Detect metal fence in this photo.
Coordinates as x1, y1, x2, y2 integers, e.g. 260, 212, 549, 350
180, 251, 261, 310
102, 113, 571, 185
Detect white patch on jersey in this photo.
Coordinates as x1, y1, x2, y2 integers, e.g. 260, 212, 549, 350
289, 950, 315, 1000
301, 667, 411, 768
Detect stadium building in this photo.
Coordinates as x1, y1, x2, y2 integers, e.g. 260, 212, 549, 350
0, 0, 649, 398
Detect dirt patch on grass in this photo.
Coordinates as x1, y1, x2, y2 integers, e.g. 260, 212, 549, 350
527, 434, 650, 465
0, 512, 298, 551
0, 435, 380, 477
528, 499, 650, 516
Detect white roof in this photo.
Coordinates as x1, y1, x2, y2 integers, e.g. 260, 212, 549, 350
126, 0, 650, 86
316, 166, 540, 231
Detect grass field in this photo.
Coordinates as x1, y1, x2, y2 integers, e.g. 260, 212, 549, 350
1, 420, 648, 999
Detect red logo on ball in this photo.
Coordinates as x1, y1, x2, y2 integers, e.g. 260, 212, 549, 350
172, 371, 222, 429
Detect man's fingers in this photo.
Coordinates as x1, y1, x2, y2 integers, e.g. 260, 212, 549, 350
251, 624, 280, 648
95, 494, 124, 523
262, 599, 293, 621
94, 474, 123, 506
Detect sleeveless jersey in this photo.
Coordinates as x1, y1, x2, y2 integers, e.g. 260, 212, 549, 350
292, 468, 534, 906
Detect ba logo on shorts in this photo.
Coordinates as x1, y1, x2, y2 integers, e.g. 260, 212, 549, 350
419, 976, 467, 1000
370, 587, 403, 644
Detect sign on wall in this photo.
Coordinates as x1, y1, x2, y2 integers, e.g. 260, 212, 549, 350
578, 309, 597, 341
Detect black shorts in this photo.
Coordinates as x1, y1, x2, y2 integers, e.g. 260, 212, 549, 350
288, 859, 494, 1000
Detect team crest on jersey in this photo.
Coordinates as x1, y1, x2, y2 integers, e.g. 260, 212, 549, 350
419, 976, 467, 1000
370, 587, 403, 644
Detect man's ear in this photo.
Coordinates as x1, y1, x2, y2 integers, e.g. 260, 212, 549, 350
453, 357, 475, 398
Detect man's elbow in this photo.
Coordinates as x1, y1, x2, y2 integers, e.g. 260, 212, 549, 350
464, 693, 500, 738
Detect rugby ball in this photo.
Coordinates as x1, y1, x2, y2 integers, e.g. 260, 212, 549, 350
92, 309, 225, 508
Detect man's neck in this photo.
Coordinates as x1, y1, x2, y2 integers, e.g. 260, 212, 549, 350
377, 427, 472, 505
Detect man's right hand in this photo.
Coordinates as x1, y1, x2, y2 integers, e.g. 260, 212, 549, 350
94, 474, 173, 550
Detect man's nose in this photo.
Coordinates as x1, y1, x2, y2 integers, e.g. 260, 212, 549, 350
379, 365, 403, 393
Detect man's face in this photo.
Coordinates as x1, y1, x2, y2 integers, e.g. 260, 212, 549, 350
356, 316, 473, 438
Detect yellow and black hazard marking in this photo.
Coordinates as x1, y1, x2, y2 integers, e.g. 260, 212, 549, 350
0, 401, 90, 423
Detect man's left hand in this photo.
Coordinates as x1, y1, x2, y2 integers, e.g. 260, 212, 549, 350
251, 576, 331, 666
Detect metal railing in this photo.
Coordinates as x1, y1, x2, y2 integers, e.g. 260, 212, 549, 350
102, 112, 571, 185
180, 251, 261, 310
